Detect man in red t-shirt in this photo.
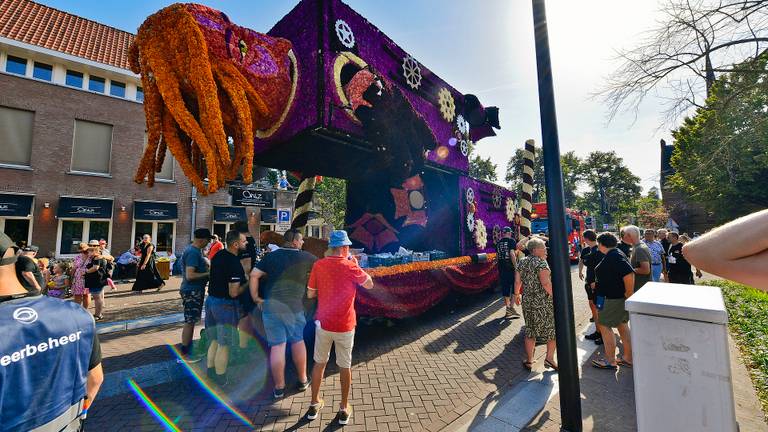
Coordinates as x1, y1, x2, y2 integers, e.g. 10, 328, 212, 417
305, 230, 373, 425
207, 235, 224, 260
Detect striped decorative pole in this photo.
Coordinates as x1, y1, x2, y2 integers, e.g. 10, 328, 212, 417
520, 139, 535, 237
290, 176, 317, 231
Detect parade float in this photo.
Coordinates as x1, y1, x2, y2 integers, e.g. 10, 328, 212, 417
130, 0, 517, 318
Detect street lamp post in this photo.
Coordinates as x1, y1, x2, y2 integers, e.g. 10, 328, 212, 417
531, 1, 583, 431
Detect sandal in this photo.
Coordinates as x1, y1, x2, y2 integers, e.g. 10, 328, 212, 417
521, 359, 533, 371
544, 359, 559, 371
617, 359, 633, 368
94, 315, 104, 321
591, 359, 617, 370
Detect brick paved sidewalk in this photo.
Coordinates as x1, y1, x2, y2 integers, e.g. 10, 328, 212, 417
83, 277, 184, 323
85, 269, 592, 431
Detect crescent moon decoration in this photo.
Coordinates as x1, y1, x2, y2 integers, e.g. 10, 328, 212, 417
255, 49, 299, 139
333, 51, 369, 124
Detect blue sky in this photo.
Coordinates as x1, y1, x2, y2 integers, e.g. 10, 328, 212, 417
41, 0, 670, 192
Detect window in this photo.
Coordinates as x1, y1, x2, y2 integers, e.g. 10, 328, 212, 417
145, 134, 173, 180
5, 55, 27, 75
0, 106, 34, 167
110, 80, 125, 97
133, 221, 175, 254
58, 219, 110, 256
32, 62, 52, 81
88, 76, 105, 93
66, 70, 83, 88
136, 86, 144, 102
71, 120, 112, 174
1, 219, 31, 246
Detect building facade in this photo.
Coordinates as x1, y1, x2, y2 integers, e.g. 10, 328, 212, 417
0, 0, 314, 258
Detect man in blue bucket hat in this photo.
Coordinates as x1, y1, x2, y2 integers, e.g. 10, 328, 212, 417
305, 230, 373, 425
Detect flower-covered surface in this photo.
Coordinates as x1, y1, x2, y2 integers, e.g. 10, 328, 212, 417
358, 254, 498, 318
474, 218, 488, 249
459, 176, 517, 255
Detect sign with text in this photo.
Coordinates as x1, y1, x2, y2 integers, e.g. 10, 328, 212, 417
0, 194, 33, 217
231, 187, 274, 208
276, 208, 292, 232
133, 201, 178, 220
57, 197, 113, 219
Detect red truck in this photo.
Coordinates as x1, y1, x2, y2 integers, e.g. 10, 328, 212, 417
530, 202, 589, 263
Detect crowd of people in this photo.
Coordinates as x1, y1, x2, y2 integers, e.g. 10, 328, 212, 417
496, 222, 707, 372
175, 223, 371, 426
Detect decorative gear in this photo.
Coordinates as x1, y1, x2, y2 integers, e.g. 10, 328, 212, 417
335, 19, 355, 49
459, 139, 469, 157
465, 187, 475, 204
402, 55, 422, 90
466, 212, 476, 233
456, 114, 470, 136
506, 197, 517, 222
474, 219, 488, 249
492, 224, 502, 244
492, 188, 503, 208
437, 87, 455, 122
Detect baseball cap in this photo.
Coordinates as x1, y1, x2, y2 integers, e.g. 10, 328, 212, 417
194, 228, 215, 239
22, 245, 39, 253
502, 226, 513, 233
0, 232, 19, 266
328, 230, 353, 248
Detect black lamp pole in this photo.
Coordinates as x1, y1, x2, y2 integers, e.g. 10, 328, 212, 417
531, 1, 583, 431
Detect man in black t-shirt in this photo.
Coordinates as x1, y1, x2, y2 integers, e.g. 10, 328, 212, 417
495, 227, 520, 319
578, 230, 604, 344
15, 246, 44, 293
205, 230, 248, 385
234, 221, 259, 352
592, 232, 634, 370
250, 228, 317, 398
617, 229, 632, 258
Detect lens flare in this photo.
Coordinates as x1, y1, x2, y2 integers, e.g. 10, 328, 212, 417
436, 145, 450, 160
167, 343, 256, 428
127, 379, 182, 432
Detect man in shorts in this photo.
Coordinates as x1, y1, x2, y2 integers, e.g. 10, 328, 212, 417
305, 231, 373, 425
578, 230, 604, 344
205, 230, 248, 385
495, 227, 520, 319
178, 228, 212, 362
234, 220, 259, 353
250, 229, 317, 399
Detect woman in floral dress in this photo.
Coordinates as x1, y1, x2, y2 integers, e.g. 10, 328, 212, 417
515, 237, 558, 372
71, 242, 90, 309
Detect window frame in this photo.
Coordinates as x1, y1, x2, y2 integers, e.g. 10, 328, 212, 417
32, 62, 52, 81
55, 218, 112, 258
69, 119, 114, 176
131, 220, 176, 256
5, 55, 27, 76
88, 75, 106, 93
136, 86, 144, 102
0, 105, 35, 169
65, 70, 84, 88
109, 80, 126, 98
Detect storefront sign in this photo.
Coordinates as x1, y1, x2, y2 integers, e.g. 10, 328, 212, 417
134, 201, 178, 220
231, 187, 274, 207
57, 197, 113, 219
260, 209, 277, 224
0, 194, 33, 217
213, 206, 247, 222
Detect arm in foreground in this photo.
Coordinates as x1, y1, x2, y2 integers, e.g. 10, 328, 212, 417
683, 209, 768, 290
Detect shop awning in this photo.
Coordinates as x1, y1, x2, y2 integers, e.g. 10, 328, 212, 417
57, 197, 112, 219
0, 194, 33, 217
261, 209, 277, 224
213, 206, 247, 222
134, 201, 178, 220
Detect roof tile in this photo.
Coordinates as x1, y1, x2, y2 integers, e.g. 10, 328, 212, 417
0, 0, 135, 70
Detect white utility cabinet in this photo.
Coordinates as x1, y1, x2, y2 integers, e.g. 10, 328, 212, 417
625, 282, 737, 432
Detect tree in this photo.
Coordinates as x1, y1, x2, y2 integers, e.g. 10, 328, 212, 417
468, 143, 498, 182
505, 146, 583, 206
505, 145, 545, 202
577, 151, 642, 226
669, 52, 768, 221
598, 0, 768, 123
636, 191, 670, 228
314, 177, 347, 230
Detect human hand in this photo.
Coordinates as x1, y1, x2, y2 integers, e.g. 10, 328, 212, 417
514, 293, 522, 306
578, 272, 584, 281
696, 269, 703, 279
140, 264, 146, 270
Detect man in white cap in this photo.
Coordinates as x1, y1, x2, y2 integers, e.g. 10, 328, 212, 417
305, 230, 373, 425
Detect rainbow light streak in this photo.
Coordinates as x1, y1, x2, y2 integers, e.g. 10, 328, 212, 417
127, 379, 182, 432
166, 344, 255, 428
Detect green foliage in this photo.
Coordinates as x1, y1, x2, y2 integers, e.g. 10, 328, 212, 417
670, 53, 768, 222
703, 280, 768, 418
576, 151, 641, 227
314, 177, 347, 230
505, 145, 546, 202
467, 142, 499, 182
636, 194, 669, 228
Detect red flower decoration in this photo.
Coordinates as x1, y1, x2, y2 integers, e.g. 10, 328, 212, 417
348, 213, 400, 252
391, 175, 428, 227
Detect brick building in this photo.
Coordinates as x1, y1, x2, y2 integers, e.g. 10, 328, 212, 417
659, 139, 717, 234
0, 0, 309, 258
